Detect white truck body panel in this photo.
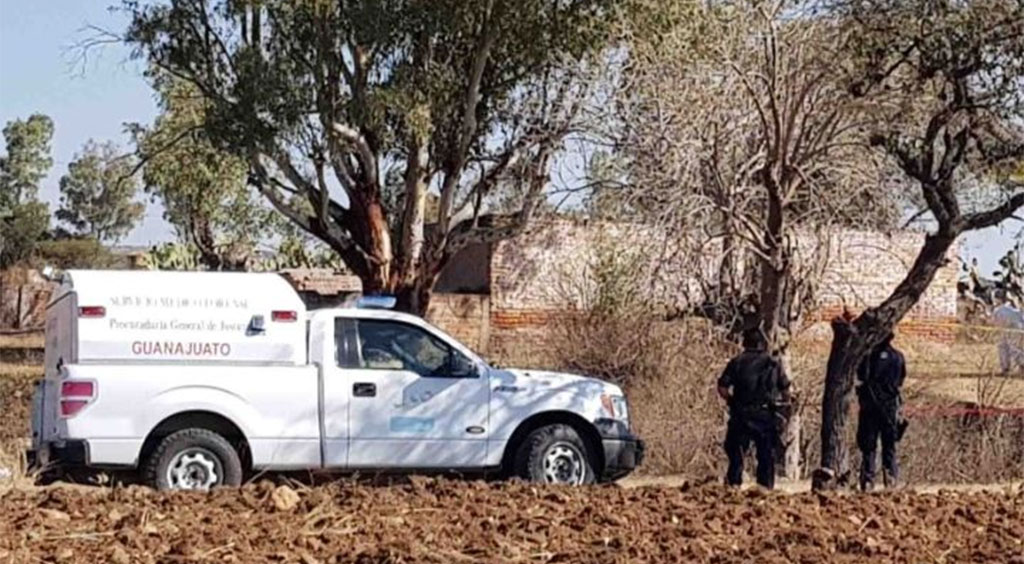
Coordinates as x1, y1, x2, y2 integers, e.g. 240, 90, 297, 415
483, 369, 614, 467
32, 270, 641, 480
60, 364, 320, 468
62, 269, 305, 365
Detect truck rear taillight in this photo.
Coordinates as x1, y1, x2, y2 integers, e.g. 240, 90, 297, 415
78, 306, 106, 318
60, 380, 96, 418
271, 310, 298, 322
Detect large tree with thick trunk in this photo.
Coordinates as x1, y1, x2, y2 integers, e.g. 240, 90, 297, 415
124, 0, 613, 313
812, 0, 1024, 489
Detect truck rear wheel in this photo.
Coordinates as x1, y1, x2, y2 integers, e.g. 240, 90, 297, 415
144, 428, 243, 491
514, 423, 596, 486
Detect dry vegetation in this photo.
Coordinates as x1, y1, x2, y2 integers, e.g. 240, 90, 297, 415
0, 333, 43, 349
545, 307, 1024, 484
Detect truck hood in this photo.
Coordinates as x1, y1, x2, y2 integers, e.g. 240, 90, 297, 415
489, 367, 623, 396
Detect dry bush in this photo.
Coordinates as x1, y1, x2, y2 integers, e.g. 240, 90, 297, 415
542, 236, 737, 475
553, 315, 734, 477
899, 413, 1024, 484
0, 365, 36, 492
624, 322, 734, 476
543, 293, 1024, 483
0, 439, 32, 491
0, 332, 44, 349
547, 234, 662, 387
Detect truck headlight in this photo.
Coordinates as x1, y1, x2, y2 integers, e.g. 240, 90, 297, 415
601, 394, 629, 422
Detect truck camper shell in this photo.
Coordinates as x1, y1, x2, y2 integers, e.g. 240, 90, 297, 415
45, 270, 307, 369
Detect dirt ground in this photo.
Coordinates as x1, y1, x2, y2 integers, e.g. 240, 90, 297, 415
1, 479, 1022, 563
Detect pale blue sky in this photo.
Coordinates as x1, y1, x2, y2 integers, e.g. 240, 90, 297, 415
0, 1, 1018, 277
0, 0, 169, 244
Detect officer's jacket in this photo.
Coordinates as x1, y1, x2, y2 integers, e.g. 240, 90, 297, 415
857, 343, 906, 409
718, 350, 790, 412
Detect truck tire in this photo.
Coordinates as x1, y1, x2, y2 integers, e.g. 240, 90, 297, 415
514, 423, 596, 486
144, 428, 243, 491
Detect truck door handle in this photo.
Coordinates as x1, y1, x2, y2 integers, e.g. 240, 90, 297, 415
353, 382, 376, 397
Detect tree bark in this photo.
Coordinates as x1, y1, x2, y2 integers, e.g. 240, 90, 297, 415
812, 316, 865, 489
353, 195, 394, 294
394, 272, 438, 317
813, 231, 957, 490
776, 348, 802, 480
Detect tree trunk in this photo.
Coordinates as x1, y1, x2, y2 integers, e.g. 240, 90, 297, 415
813, 231, 957, 490
355, 196, 395, 295
812, 317, 866, 489
776, 347, 802, 480
394, 275, 436, 317
755, 177, 802, 481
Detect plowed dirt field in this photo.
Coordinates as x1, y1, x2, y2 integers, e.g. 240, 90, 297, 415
1, 479, 1022, 563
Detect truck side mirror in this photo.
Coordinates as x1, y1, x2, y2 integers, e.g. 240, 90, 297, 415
450, 353, 478, 378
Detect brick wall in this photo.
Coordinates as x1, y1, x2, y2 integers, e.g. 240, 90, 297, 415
814, 230, 958, 319
479, 219, 962, 354
426, 294, 490, 353
0, 268, 57, 330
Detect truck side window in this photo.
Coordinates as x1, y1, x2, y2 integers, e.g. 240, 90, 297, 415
354, 319, 454, 378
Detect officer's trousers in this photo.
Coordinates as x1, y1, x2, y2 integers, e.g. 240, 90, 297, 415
857, 404, 899, 488
724, 409, 777, 489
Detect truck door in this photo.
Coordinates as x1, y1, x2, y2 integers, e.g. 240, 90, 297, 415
340, 318, 489, 469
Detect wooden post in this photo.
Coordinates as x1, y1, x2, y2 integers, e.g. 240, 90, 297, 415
15, 285, 24, 330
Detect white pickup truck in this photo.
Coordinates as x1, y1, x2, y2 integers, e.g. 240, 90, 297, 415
29, 270, 643, 490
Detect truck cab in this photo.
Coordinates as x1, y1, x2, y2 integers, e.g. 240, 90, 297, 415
30, 270, 643, 490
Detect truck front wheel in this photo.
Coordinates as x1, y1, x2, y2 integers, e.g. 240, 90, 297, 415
514, 424, 596, 486
144, 429, 243, 491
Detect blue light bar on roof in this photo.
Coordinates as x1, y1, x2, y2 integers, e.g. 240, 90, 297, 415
357, 295, 397, 309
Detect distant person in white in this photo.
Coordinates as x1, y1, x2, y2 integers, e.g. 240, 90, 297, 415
992, 300, 1024, 373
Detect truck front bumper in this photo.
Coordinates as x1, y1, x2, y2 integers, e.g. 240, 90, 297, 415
595, 419, 645, 481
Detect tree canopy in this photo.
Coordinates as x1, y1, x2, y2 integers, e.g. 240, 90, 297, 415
0, 114, 53, 267
125, 0, 614, 312
57, 141, 145, 243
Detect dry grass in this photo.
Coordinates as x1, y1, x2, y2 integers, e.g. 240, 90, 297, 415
0, 440, 33, 493
536, 308, 1024, 484
909, 375, 1024, 407
0, 364, 43, 378
0, 332, 43, 349
547, 307, 734, 477
0, 362, 42, 492
0, 364, 39, 444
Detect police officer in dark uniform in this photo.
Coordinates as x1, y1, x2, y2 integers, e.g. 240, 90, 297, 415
856, 332, 907, 491
717, 328, 791, 489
